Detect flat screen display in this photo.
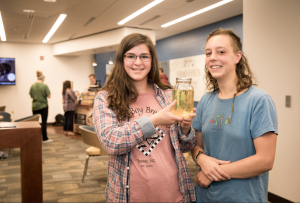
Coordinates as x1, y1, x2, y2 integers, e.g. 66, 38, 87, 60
0, 58, 16, 85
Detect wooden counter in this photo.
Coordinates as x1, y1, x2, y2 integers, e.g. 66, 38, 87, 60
73, 104, 93, 133
0, 121, 43, 202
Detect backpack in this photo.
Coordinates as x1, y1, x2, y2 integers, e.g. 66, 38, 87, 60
53, 114, 64, 126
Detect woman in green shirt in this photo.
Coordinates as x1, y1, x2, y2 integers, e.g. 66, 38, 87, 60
29, 70, 52, 143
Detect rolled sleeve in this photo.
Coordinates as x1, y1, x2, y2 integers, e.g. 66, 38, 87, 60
177, 123, 195, 142
135, 116, 156, 139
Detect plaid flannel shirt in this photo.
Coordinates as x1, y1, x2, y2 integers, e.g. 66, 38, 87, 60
93, 83, 196, 203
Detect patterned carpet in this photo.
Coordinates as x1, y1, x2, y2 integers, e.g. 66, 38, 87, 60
0, 132, 198, 202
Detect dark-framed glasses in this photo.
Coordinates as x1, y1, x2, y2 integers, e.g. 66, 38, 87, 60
124, 54, 151, 62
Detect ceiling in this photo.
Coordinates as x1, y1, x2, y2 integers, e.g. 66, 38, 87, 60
0, 0, 243, 45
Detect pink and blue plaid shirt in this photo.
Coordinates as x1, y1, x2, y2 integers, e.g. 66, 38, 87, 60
93, 83, 196, 203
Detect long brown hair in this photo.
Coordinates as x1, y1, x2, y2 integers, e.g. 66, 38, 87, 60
205, 28, 257, 93
102, 33, 171, 121
62, 80, 71, 95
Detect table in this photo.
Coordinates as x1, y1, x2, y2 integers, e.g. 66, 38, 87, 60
0, 121, 43, 202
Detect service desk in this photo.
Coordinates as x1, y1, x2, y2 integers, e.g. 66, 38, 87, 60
0, 121, 43, 203
73, 104, 93, 133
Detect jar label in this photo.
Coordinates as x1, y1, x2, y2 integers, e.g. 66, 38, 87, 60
172, 89, 194, 118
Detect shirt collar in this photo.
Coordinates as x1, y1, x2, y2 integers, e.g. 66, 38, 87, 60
148, 80, 161, 97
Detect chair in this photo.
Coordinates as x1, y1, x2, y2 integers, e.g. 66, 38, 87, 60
0, 106, 5, 112
14, 114, 40, 122
79, 125, 108, 183
0, 112, 11, 122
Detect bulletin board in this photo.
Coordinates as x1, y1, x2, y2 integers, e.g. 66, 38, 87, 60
169, 54, 206, 102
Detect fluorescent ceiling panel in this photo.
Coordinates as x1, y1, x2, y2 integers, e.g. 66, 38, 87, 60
43, 14, 67, 43
0, 12, 6, 41
118, 0, 164, 25
161, 0, 233, 28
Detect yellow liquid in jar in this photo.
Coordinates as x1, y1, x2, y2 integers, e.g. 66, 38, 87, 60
172, 89, 194, 118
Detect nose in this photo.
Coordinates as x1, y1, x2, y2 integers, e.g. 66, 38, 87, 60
210, 51, 217, 61
134, 56, 143, 65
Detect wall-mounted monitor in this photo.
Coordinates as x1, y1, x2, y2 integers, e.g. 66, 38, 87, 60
0, 58, 16, 85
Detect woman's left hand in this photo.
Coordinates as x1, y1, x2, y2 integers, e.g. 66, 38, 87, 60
196, 171, 212, 188
180, 108, 196, 135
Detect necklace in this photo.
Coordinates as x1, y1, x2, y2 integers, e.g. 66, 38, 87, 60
228, 92, 237, 123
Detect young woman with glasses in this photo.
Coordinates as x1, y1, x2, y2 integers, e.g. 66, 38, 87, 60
93, 33, 196, 203
191, 28, 278, 202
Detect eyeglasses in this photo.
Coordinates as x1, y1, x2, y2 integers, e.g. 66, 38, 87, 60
124, 54, 151, 62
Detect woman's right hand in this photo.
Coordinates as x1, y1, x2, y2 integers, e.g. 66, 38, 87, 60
150, 100, 183, 127
197, 154, 231, 181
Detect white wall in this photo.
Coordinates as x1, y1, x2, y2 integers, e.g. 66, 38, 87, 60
244, 0, 300, 201
0, 42, 94, 122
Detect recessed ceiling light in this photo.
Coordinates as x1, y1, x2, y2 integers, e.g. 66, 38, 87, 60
23, 10, 35, 13
44, 0, 56, 2
161, 0, 233, 28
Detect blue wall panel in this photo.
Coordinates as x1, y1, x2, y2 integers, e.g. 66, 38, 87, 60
156, 15, 243, 62
95, 51, 115, 87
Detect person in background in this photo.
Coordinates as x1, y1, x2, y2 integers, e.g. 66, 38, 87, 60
191, 28, 278, 202
29, 70, 52, 143
62, 80, 78, 135
159, 67, 169, 85
87, 74, 96, 90
93, 33, 196, 202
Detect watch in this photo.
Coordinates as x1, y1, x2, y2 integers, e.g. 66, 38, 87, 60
195, 151, 204, 167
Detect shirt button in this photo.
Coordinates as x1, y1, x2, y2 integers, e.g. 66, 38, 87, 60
126, 185, 129, 188
127, 167, 129, 170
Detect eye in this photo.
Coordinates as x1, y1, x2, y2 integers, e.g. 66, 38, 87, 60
205, 52, 211, 56
127, 55, 136, 59
218, 51, 225, 54
141, 55, 150, 59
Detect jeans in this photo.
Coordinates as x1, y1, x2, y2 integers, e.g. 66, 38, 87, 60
33, 106, 48, 141
63, 111, 74, 132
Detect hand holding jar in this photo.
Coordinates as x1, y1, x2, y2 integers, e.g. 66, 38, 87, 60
172, 78, 194, 118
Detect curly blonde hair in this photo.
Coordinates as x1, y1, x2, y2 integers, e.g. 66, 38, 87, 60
101, 33, 171, 121
205, 28, 257, 93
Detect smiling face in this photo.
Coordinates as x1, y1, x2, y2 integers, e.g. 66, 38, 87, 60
205, 35, 241, 83
123, 43, 152, 85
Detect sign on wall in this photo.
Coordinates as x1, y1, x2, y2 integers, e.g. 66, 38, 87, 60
169, 54, 206, 102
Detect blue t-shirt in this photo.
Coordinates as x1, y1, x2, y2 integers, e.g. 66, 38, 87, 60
192, 86, 278, 203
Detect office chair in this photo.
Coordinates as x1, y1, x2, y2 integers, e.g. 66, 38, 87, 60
14, 114, 40, 122
0, 112, 11, 122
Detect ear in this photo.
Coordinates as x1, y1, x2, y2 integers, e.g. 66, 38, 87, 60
235, 51, 242, 64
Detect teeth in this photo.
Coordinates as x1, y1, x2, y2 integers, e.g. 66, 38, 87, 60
211, 66, 221, 69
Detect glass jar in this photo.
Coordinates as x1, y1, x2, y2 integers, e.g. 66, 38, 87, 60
172, 78, 194, 118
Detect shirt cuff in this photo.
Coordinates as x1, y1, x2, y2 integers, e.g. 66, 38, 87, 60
177, 123, 195, 142
135, 116, 156, 139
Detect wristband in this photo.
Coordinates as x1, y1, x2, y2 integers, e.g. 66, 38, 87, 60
195, 151, 204, 167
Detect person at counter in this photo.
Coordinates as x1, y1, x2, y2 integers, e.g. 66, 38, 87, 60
29, 70, 52, 143
87, 74, 96, 90
62, 80, 78, 135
